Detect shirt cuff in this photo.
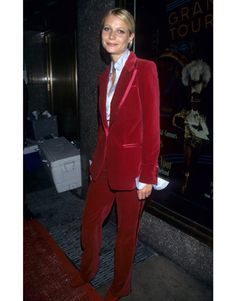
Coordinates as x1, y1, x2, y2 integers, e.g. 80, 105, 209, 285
135, 177, 147, 190
136, 176, 170, 191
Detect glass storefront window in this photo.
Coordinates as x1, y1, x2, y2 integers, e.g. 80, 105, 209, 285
117, 0, 213, 243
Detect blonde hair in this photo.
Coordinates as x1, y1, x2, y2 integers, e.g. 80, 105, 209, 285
101, 8, 135, 34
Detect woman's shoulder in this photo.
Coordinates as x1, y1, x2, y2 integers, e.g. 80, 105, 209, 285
136, 56, 156, 67
135, 56, 158, 79
136, 56, 157, 72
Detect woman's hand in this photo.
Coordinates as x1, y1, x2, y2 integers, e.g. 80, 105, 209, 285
137, 184, 153, 200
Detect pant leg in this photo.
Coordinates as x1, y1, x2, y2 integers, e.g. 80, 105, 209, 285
80, 170, 115, 281
110, 189, 145, 297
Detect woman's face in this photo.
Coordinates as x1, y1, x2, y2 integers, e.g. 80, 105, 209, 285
101, 14, 134, 61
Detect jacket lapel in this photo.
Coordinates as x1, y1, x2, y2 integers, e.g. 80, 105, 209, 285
99, 65, 110, 135
99, 52, 138, 131
109, 52, 137, 126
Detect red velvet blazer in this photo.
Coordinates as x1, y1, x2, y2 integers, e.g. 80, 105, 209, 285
90, 52, 160, 190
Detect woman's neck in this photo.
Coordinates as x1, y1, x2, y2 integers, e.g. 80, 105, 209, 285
111, 54, 121, 63
110, 49, 129, 63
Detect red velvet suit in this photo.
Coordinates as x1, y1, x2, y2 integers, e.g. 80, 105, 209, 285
80, 52, 160, 298
90, 51, 160, 189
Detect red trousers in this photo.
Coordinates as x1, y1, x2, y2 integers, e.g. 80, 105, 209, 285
79, 168, 145, 297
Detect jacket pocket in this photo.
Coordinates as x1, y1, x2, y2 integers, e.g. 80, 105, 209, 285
122, 143, 141, 148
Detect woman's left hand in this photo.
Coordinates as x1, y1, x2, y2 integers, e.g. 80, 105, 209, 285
137, 184, 153, 200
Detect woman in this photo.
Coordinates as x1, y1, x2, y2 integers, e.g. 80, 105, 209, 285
71, 8, 160, 301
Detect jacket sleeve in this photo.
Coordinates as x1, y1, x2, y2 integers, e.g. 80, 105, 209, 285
138, 60, 160, 184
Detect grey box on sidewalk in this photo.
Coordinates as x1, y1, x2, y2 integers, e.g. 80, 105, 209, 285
39, 137, 82, 193
27, 116, 58, 140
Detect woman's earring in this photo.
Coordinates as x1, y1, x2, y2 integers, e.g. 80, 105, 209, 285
128, 40, 133, 49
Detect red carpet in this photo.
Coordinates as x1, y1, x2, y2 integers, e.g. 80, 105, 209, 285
24, 219, 103, 301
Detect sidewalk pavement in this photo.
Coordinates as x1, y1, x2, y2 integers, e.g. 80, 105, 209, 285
97, 255, 213, 301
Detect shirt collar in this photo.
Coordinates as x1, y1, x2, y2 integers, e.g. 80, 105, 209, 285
110, 49, 130, 74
